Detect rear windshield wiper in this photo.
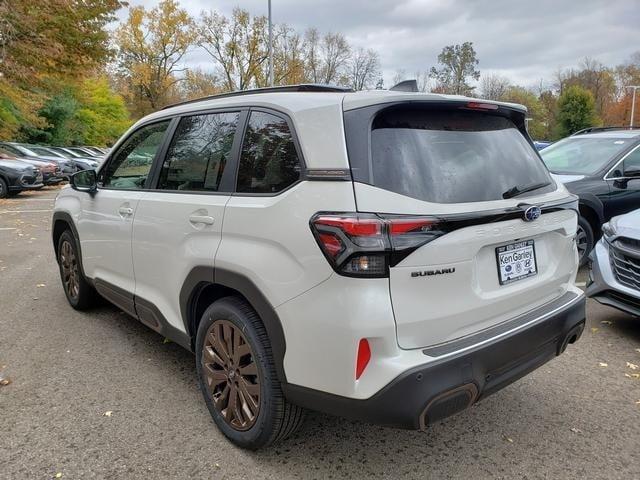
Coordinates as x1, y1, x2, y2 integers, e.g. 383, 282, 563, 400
502, 181, 551, 199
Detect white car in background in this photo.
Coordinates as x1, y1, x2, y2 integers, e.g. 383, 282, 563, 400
587, 209, 640, 316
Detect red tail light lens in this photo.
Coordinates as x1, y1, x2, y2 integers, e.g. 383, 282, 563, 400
355, 338, 371, 380
310, 213, 443, 277
465, 101, 499, 111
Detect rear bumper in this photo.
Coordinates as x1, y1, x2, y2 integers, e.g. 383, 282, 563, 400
283, 292, 585, 430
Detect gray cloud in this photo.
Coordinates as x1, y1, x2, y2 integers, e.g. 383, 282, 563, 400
123, 0, 639, 88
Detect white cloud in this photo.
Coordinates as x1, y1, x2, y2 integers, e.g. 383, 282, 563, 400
120, 0, 639, 89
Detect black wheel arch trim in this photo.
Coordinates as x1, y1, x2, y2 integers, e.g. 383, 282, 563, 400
51, 211, 90, 281
576, 194, 605, 225
179, 266, 288, 383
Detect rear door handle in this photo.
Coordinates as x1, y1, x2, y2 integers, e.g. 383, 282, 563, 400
118, 207, 134, 216
189, 215, 215, 225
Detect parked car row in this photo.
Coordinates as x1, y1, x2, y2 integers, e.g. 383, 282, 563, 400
539, 127, 640, 265
0, 142, 106, 198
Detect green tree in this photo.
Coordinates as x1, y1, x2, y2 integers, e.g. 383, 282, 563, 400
429, 42, 480, 95
501, 86, 548, 140
115, 0, 196, 116
75, 77, 131, 146
21, 78, 130, 146
20, 88, 82, 145
0, 0, 124, 139
556, 86, 599, 137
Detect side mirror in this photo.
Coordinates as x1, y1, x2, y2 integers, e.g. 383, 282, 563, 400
70, 169, 97, 193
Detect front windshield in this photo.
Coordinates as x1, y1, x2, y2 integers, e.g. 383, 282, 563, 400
540, 137, 631, 175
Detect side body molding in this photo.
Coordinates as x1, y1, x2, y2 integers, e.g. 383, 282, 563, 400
179, 266, 288, 383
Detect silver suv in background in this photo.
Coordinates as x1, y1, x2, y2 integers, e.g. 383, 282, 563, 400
587, 209, 640, 316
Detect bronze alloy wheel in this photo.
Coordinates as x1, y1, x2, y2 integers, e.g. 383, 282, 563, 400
60, 239, 80, 300
202, 319, 261, 431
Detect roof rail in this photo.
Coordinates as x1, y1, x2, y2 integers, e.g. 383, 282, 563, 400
162, 84, 353, 110
571, 126, 640, 136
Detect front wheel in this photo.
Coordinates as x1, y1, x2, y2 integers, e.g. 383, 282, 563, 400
196, 297, 304, 449
576, 216, 594, 267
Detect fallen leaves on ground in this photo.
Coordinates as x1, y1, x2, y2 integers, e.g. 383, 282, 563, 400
591, 327, 599, 333
600, 320, 612, 325
36, 283, 46, 287
624, 373, 640, 379
0, 372, 11, 386
598, 362, 608, 367
103, 411, 113, 417
570, 427, 582, 434
627, 362, 639, 370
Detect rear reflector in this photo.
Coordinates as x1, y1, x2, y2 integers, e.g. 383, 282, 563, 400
355, 338, 371, 380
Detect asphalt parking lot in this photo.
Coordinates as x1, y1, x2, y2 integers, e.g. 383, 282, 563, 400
1, 186, 639, 479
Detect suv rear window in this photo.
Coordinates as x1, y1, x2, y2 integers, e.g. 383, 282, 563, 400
349, 106, 552, 204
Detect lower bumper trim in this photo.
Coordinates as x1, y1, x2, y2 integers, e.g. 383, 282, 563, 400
283, 294, 586, 430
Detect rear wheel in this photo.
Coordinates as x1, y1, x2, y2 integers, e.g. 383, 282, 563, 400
576, 216, 594, 267
57, 230, 98, 310
196, 297, 304, 449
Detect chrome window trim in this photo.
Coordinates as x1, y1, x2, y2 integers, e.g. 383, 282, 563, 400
604, 143, 640, 180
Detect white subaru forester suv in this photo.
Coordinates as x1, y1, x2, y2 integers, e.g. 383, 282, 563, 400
52, 84, 586, 449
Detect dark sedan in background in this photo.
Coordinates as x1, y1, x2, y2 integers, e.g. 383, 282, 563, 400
0, 146, 62, 185
0, 142, 76, 177
0, 158, 43, 198
540, 127, 640, 264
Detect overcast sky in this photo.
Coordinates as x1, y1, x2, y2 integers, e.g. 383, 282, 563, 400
121, 0, 639, 89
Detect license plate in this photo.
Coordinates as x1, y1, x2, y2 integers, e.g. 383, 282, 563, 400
496, 239, 537, 285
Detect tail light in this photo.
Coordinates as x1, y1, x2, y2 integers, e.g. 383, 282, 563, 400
310, 212, 444, 277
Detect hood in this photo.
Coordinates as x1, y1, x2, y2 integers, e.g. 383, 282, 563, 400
0, 158, 33, 171
609, 209, 640, 239
551, 173, 585, 184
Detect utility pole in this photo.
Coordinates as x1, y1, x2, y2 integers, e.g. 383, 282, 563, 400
626, 85, 640, 128
268, 0, 274, 87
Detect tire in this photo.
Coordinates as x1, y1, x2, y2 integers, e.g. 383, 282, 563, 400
0, 178, 7, 198
196, 297, 305, 449
576, 216, 594, 267
56, 230, 98, 310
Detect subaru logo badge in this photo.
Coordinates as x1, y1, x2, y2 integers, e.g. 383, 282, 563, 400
523, 205, 542, 222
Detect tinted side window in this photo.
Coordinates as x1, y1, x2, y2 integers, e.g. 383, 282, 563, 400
236, 111, 300, 193
157, 112, 238, 192
102, 121, 170, 190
